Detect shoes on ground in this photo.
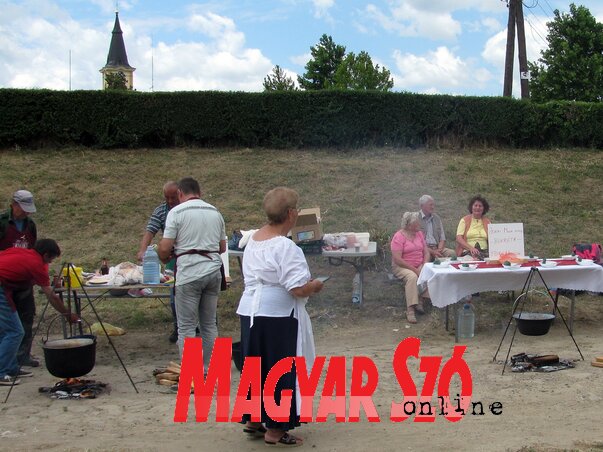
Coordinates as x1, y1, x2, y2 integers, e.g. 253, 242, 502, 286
168, 329, 178, 343
0, 375, 21, 386
243, 424, 267, 439
265, 432, 303, 447
11, 369, 33, 378
21, 356, 40, 367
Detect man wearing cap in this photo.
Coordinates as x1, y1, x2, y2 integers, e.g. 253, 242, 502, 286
0, 190, 40, 368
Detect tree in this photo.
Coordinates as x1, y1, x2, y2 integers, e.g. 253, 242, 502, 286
263, 65, 296, 91
105, 71, 128, 90
528, 3, 603, 102
297, 34, 346, 90
333, 51, 394, 91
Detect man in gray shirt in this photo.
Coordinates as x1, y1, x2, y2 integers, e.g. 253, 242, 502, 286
418, 195, 455, 261
158, 177, 226, 372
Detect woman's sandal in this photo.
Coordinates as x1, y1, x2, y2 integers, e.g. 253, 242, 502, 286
406, 309, 417, 324
243, 424, 267, 438
264, 432, 303, 447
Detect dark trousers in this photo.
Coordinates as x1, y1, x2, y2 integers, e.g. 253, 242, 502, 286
14, 286, 35, 365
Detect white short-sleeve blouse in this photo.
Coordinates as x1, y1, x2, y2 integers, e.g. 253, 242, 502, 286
236, 236, 311, 318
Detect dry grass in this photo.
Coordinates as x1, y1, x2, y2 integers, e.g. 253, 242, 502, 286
1, 146, 602, 335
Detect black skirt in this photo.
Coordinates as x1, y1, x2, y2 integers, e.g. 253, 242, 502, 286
240, 313, 300, 431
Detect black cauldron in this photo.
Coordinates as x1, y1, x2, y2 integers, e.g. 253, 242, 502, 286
513, 312, 555, 336
43, 334, 97, 378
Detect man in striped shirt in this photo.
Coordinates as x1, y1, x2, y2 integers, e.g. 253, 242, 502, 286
137, 181, 180, 342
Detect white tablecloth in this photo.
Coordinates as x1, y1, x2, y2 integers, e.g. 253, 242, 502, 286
418, 263, 603, 308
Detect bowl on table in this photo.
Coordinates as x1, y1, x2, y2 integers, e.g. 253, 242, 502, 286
539, 260, 558, 268
503, 262, 522, 270
432, 260, 451, 268
576, 258, 594, 266
458, 264, 478, 271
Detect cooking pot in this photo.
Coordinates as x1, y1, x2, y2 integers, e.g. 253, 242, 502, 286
513, 312, 555, 336
43, 335, 97, 378
43, 317, 97, 378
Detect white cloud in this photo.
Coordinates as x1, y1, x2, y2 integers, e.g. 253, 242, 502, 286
290, 52, 311, 67
312, 0, 335, 19
481, 17, 502, 34
365, 2, 462, 40
392, 46, 492, 93
0, 3, 274, 92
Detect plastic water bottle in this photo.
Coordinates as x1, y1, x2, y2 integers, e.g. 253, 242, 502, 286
143, 246, 161, 284
352, 273, 361, 304
456, 303, 475, 340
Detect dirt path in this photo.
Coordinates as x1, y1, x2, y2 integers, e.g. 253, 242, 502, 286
2, 314, 602, 452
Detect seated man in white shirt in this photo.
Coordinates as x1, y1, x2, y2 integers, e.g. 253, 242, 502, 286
418, 195, 455, 261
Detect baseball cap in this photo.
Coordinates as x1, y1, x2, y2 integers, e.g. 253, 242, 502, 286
13, 190, 37, 213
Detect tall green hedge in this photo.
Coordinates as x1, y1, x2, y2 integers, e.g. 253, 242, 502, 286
0, 89, 601, 149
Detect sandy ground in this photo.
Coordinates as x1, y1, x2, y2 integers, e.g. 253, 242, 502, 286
2, 310, 603, 452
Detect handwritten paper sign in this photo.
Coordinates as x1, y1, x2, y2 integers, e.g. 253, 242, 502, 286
488, 223, 525, 259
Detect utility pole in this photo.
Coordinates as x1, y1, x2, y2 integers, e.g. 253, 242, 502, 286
515, 1, 530, 98
503, 0, 530, 98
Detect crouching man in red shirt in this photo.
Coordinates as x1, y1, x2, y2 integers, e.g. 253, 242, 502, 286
0, 239, 79, 386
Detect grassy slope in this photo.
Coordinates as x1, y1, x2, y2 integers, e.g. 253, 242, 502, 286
1, 146, 601, 333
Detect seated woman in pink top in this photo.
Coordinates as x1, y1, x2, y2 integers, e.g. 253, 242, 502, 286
391, 211, 430, 324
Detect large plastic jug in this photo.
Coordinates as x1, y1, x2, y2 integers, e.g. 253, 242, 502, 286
352, 273, 361, 303
143, 246, 161, 284
456, 303, 475, 340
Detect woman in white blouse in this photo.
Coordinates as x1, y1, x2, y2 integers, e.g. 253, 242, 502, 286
236, 187, 323, 447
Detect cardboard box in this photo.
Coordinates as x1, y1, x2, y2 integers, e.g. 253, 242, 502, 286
290, 207, 323, 243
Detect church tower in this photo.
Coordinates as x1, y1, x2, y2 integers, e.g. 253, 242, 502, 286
100, 10, 135, 89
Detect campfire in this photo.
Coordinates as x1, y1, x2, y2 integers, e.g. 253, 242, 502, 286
39, 378, 110, 399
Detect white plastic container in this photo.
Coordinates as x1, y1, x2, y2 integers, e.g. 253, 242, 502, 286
143, 246, 161, 284
456, 303, 475, 340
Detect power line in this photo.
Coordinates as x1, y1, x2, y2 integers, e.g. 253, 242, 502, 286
524, 6, 548, 40
542, 0, 556, 15
535, 1, 552, 19
524, 14, 548, 47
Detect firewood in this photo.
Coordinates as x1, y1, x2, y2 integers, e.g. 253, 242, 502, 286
155, 373, 179, 381
166, 365, 181, 374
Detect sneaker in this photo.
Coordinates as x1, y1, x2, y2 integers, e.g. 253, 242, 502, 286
20, 356, 40, 368
168, 329, 178, 344
0, 375, 21, 386
12, 369, 33, 378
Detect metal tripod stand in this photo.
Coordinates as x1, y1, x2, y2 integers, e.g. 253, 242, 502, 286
39, 262, 138, 392
493, 267, 584, 374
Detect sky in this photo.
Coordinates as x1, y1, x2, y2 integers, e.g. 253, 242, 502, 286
1, 0, 602, 97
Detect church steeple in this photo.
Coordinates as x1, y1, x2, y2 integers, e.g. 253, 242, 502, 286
100, 10, 135, 90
